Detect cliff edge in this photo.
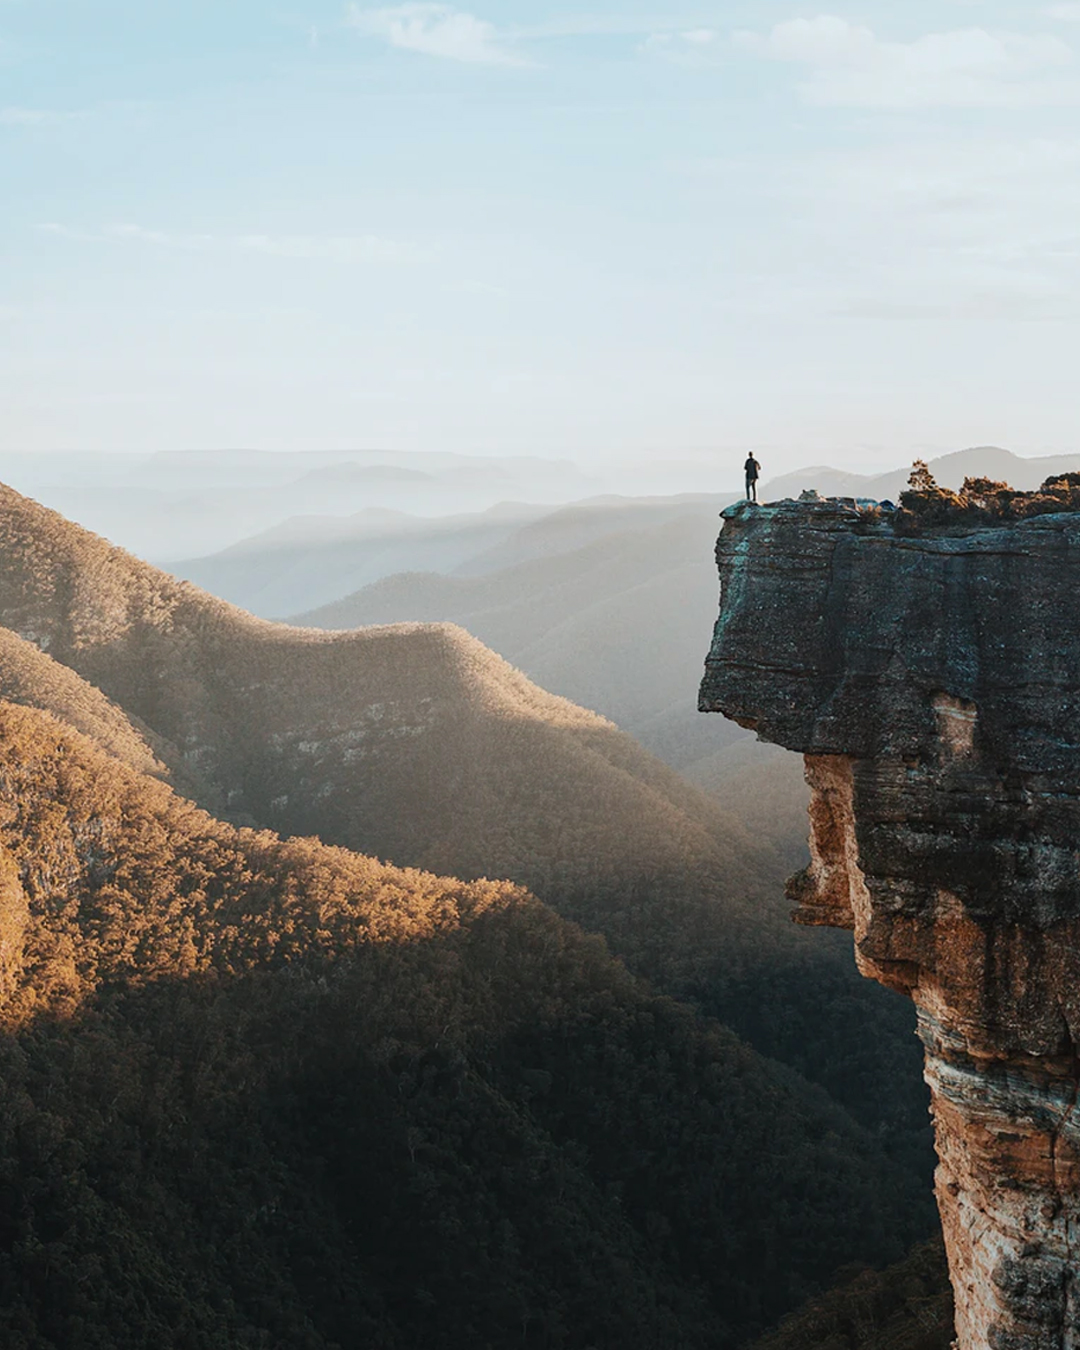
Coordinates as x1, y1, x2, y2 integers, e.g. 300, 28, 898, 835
700, 497, 1080, 1350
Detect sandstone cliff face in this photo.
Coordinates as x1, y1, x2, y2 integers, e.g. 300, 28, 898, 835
701, 498, 1080, 1350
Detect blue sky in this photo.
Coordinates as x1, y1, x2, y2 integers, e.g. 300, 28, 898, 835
4, 1, 1080, 473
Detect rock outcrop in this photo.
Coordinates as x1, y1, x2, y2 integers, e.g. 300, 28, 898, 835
700, 497, 1080, 1350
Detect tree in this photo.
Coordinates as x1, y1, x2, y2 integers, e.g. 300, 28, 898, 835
907, 461, 937, 494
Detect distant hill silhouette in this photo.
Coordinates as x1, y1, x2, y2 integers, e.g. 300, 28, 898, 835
454, 493, 735, 575
0, 449, 599, 561
174, 492, 735, 619
173, 500, 551, 616
0, 696, 932, 1347
292, 497, 750, 769
294, 462, 436, 486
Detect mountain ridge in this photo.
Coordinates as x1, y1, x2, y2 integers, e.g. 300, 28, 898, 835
0, 481, 770, 926
0, 481, 934, 1156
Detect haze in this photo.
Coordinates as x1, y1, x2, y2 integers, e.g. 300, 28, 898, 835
5, 1, 1080, 478
4, 5, 1070, 1342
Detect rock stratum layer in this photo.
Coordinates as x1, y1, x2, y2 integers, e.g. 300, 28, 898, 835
700, 498, 1080, 1350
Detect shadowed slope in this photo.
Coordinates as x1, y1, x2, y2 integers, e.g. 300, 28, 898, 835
747, 1241, 952, 1350
0, 625, 166, 780
0, 699, 930, 1348
0, 624, 220, 807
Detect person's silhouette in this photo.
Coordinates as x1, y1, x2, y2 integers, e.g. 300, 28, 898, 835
744, 454, 761, 502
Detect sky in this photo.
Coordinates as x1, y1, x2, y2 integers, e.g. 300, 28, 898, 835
4, 1, 1080, 476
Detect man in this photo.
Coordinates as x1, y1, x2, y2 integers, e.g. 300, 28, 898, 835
744, 453, 761, 502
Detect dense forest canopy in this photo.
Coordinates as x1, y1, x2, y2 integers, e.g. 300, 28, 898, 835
0, 699, 933, 1346
748, 1242, 952, 1350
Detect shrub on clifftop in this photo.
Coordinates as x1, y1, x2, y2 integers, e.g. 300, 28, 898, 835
895, 461, 1080, 532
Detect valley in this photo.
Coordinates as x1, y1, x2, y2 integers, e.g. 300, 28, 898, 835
0, 445, 1053, 1348
12, 1, 1075, 1336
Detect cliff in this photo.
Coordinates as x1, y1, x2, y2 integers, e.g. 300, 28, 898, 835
700, 497, 1080, 1350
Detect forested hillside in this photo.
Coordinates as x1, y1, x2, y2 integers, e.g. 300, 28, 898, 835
0, 482, 939, 1202
0, 698, 930, 1347
0, 485, 932, 1166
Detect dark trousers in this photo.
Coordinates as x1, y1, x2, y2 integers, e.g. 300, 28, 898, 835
745, 477, 757, 501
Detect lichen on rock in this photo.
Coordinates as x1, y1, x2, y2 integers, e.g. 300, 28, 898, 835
700, 496, 1080, 1349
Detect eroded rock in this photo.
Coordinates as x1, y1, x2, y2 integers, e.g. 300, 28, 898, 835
700, 497, 1080, 1349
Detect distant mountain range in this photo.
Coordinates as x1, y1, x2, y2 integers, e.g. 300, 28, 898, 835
0, 449, 601, 561
171, 492, 739, 617
174, 500, 554, 617
3, 442, 1074, 568
289, 494, 752, 772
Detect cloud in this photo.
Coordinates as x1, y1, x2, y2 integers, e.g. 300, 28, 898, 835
38, 223, 97, 241
668, 128, 1080, 329
40, 223, 415, 262
776, 133, 1080, 320
739, 15, 876, 64
347, 4, 527, 65
512, 15, 695, 39
735, 16, 1077, 107
0, 107, 76, 126
1046, 3, 1080, 19
642, 27, 719, 62
833, 291, 1073, 322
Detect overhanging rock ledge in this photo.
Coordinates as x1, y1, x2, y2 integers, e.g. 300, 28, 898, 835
700, 497, 1080, 1350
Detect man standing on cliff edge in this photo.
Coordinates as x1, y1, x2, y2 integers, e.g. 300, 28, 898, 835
744, 453, 761, 502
